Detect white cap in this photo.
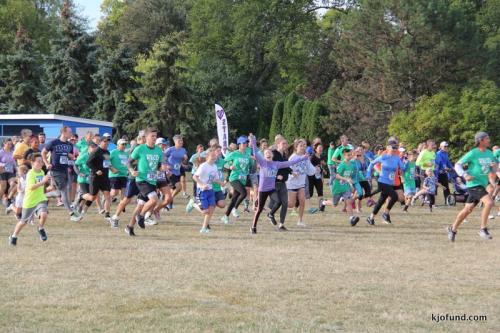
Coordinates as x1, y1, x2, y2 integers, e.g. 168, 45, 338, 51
440, 141, 448, 147
155, 138, 167, 145
103, 133, 111, 137
117, 139, 128, 145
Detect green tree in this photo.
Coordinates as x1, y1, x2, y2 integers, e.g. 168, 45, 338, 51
282, 91, 299, 139
40, 0, 98, 116
290, 99, 305, 139
0, 27, 42, 114
269, 99, 284, 141
132, 33, 196, 140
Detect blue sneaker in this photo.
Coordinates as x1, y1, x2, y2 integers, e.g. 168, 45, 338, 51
186, 199, 194, 213
199, 227, 210, 234
221, 215, 230, 224
308, 207, 319, 214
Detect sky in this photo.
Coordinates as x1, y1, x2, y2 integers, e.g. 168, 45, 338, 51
75, 0, 102, 31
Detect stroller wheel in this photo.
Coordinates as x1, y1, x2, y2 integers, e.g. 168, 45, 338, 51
446, 195, 456, 206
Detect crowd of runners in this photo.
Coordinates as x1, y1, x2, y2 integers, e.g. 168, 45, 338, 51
1, 126, 498, 246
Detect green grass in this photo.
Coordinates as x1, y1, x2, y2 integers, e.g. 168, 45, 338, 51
1, 195, 499, 333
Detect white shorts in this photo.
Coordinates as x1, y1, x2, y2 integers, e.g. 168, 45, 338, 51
15, 193, 25, 208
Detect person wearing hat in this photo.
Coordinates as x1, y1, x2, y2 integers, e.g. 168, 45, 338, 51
435, 141, 453, 203
108, 139, 129, 204
221, 135, 253, 224
448, 132, 498, 242
164, 135, 189, 206
103, 133, 116, 151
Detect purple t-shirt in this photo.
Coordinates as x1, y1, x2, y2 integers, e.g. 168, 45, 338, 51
164, 146, 187, 176
250, 138, 307, 192
0, 149, 16, 173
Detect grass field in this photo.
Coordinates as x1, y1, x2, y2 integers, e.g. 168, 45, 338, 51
1, 193, 499, 333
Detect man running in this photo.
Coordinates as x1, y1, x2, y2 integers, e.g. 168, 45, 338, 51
447, 132, 498, 242
164, 135, 189, 205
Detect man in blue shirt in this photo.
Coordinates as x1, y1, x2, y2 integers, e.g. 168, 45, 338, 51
435, 141, 453, 203
103, 133, 117, 151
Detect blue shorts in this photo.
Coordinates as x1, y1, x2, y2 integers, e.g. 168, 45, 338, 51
404, 185, 416, 196
214, 190, 225, 202
125, 179, 140, 198
198, 189, 216, 210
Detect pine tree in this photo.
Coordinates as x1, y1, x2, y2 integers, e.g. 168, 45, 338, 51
132, 32, 195, 139
40, 0, 98, 116
0, 27, 42, 114
282, 92, 299, 140
92, 45, 141, 139
268, 99, 284, 142
301, 100, 312, 141
290, 100, 305, 139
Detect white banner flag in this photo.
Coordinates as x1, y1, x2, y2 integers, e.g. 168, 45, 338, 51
215, 104, 229, 156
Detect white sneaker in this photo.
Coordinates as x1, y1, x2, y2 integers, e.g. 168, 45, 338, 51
297, 221, 307, 227
145, 217, 157, 226
232, 209, 240, 218
70, 213, 83, 222
488, 215, 494, 220
478, 228, 492, 240
221, 215, 230, 224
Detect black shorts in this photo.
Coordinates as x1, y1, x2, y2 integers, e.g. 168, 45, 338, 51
125, 179, 140, 199
466, 185, 488, 205
110, 177, 128, 190
180, 166, 186, 177
157, 180, 170, 189
245, 175, 252, 188
168, 174, 181, 187
136, 181, 157, 197
0, 172, 15, 181
70, 171, 77, 183
89, 175, 111, 196
79, 182, 90, 194
394, 184, 403, 191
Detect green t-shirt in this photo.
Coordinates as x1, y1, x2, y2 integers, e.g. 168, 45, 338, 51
416, 149, 436, 170
224, 150, 252, 184
212, 157, 226, 192
494, 149, 500, 161
402, 161, 416, 189
332, 161, 354, 195
75, 151, 90, 184
76, 139, 88, 154
23, 169, 47, 208
131, 144, 163, 185
332, 145, 352, 165
109, 149, 129, 178
458, 148, 497, 188
327, 147, 335, 166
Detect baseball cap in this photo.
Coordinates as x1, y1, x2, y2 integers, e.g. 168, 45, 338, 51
474, 132, 488, 145
388, 136, 398, 146
237, 135, 248, 145
117, 139, 128, 145
440, 141, 449, 147
155, 138, 167, 145
306, 146, 314, 155
103, 133, 111, 138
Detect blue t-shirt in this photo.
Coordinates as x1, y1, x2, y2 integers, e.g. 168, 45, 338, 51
367, 154, 407, 185
424, 176, 438, 194
164, 146, 187, 176
45, 138, 73, 172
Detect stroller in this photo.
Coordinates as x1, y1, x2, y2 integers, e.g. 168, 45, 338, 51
446, 170, 468, 206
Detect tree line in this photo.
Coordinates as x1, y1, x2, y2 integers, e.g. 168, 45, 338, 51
0, 0, 498, 155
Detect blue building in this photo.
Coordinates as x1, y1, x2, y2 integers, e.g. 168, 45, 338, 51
0, 114, 113, 140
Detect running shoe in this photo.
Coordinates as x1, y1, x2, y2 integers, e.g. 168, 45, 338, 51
38, 228, 48, 242
221, 215, 230, 224
250, 227, 257, 234
319, 200, 326, 212
381, 213, 392, 224
6, 204, 14, 215
232, 209, 240, 218
350, 216, 360, 226
110, 217, 119, 228
447, 225, 456, 242
57, 200, 64, 207
145, 217, 157, 226
166, 203, 173, 210
136, 215, 145, 229
70, 211, 82, 222
488, 215, 494, 220
99, 209, 106, 215
186, 198, 195, 213
297, 221, 307, 227
277, 225, 288, 232
9, 235, 17, 246
366, 217, 375, 226
366, 199, 375, 207
267, 213, 277, 226
243, 199, 250, 212
478, 228, 492, 240
112, 197, 118, 203
125, 225, 136, 236
308, 207, 319, 214
199, 227, 210, 234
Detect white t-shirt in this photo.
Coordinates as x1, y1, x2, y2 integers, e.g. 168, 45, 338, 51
286, 153, 317, 190
194, 161, 220, 190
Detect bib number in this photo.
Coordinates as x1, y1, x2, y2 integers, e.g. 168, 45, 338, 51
103, 160, 111, 168
157, 172, 166, 181
5, 164, 13, 173
147, 172, 157, 181
60, 156, 68, 165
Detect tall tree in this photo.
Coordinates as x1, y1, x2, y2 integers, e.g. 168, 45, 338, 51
40, 0, 98, 116
268, 99, 284, 142
0, 27, 42, 113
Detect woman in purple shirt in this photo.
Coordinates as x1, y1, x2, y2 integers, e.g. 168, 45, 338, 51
249, 134, 308, 234
0, 138, 17, 206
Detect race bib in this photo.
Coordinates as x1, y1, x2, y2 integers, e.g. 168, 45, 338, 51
68, 160, 75, 166
173, 163, 181, 171
5, 164, 13, 173
103, 160, 111, 168
147, 172, 157, 181
35, 175, 44, 183
388, 172, 395, 180
60, 156, 68, 165
121, 159, 128, 166
157, 172, 166, 181
239, 174, 247, 181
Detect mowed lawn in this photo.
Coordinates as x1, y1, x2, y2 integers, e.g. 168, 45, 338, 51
1, 193, 499, 333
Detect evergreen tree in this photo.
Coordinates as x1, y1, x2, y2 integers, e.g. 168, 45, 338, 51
133, 33, 195, 140
290, 99, 305, 139
0, 27, 42, 114
301, 100, 312, 141
282, 91, 299, 140
40, 0, 98, 116
268, 99, 284, 142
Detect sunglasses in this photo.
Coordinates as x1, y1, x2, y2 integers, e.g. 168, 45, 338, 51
356, 155, 361, 157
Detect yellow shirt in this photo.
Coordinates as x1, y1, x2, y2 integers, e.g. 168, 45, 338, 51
13, 142, 29, 166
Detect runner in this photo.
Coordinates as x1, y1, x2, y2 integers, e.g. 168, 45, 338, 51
413, 168, 440, 212
435, 141, 453, 204
249, 134, 309, 234
164, 135, 189, 204
286, 139, 317, 227
447, 132, 498, 242
127, 128, 164, 233
402, 150, 418, 212
148, 137, 173, 225
0, 138, 17, 209
9, 165, 28, 220
9, 154, 50, 246
193, 147, 225, 233
267, 136, 291, 229
221, 135, 253, 224
12, 129, 32, 166
109, 138, 129, 201
366, 140, 408, 225
352, 147, 371, 213
188, 144, 206, 197
73, 142, 95, 218
42, 126, 79, 220
308, 143, 326, 212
